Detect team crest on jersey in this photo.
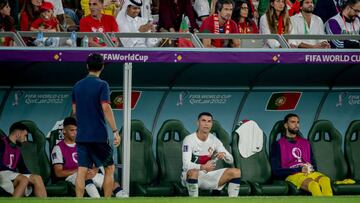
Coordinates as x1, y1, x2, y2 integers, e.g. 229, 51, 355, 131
183, 145, 188, 152
208, 147, 214, 156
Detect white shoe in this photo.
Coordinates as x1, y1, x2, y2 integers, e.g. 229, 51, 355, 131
115, 190, 128, 198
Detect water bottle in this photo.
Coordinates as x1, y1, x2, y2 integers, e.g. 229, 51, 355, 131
82, 35, 89, 47
34, 31, 44, 47
70, 31, 77, 47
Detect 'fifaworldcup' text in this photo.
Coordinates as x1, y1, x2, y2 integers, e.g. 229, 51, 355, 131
305, 54, 360, 63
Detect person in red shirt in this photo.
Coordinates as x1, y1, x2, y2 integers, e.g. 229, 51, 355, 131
158, 0, 198, 32
80, 0, 119, 47
30, 2, 60, 47
200, 0, 240, 48
30, 2, 59, 32
232, 0, 258, 34
20, 0, 43, 31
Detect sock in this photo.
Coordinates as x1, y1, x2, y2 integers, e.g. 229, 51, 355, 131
308, 181, 322, 196
113, 186, 124, 197
318, 176, 333, 196
228, 178, 240, 197
85, 179, 100, 198
186, 179, 198, 197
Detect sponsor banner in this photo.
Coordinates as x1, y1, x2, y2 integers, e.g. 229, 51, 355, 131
266, 92, 302, 111
110, 90, 141, 110
1, 50, 360, 64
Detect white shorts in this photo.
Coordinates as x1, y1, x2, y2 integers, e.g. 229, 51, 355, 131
0, 170, 33, 196
194, 0, 210, 18
66, 172, 104, 188
182, 168, 227, 190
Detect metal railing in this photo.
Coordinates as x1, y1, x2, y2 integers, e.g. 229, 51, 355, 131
195, 33, 289, 48
2, 31, 359, 49
105, 32, 203, 48
0, 32, 26, 47
17, 31, 113, 47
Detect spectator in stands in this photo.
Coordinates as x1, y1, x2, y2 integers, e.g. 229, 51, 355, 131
0, 0, 15, 46
258, 0, 300, 17
314, 0, 341, 23
30, 2, 60, 47
31, 2, 59, 32
81, 0, 124, 17
0, 122, 47, 197
79, 0, 119, 47
61, 0, 82, 27
116, 0, 159, 47
20, 0, 43, 31
158, 0, 198, 32
44, 0, 66, 30
259, 0, 291, 48
182, 112, 241, 197
325, 0, 360, 49
270, 113, 333, 196
289, 0, 330, 48
200, 0, 240, 48
232, 0, 258, 33
51, 117, 124, 197
193, 0, 211, 27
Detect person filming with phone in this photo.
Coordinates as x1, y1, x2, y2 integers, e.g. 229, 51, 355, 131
115, 0, 159, 47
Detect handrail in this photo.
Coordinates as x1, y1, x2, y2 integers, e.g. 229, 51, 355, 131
105, 32, 203, 48
283, 34, 360, 40
16, 31, 114, 47
195, 33, 290, 48
0, 32, 25, 47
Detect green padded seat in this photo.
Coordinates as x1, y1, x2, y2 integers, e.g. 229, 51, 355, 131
19, 120, 70, 196
156, 119, 189, 196
269, 120, 305, 195
118, 120, 172, 196
345, 120, 360, 182
211, 120, 251, 196
308, 120, 360, 195
233, 121, 288, 195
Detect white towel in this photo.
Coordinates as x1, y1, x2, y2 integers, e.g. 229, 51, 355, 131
236, 120, 263, 158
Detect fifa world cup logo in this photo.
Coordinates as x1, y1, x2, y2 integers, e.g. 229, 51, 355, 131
292, 147, 302, 163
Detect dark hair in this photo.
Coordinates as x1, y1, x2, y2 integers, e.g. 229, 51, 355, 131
198, 112, 213, 120
9, 122, 28, 134
342, 0, 360, 9
20, 0, 42, 28
63, 117, 77, 127
0, 0, 14, 31
216, 0, 235, 13
283, 113, 299, 124
266, 0, 291, 34
232, 0, 254, 23
87, 53, 104, 72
